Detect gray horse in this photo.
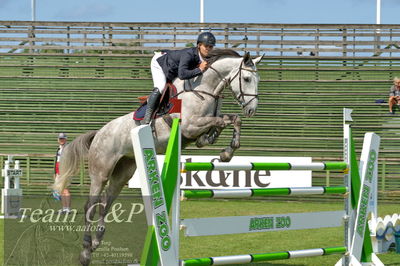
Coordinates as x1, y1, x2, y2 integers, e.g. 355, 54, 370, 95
53, 49, 262, 266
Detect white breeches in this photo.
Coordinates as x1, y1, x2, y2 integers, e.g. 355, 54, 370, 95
151, 52, 167, 93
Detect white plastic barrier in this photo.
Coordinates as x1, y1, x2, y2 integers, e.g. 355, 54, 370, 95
369, 213, 400, 253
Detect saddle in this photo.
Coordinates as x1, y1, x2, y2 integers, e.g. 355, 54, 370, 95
133, 82, 181, 124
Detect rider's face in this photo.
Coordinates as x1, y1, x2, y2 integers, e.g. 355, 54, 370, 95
198, 43, 214, 57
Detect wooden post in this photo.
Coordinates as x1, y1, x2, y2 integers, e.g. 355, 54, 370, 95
29, 25, 35, 53
67, 26, 70, 54
224, 27, 228, 49
326, 170, 330, 187
342, 28, 347, 58
381, 160, 385, 192
26, 156, 30, 185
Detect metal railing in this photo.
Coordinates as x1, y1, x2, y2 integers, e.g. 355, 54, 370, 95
1, 21, 400, 57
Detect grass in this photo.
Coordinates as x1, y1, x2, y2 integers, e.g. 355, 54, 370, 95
0, 198, 399, 265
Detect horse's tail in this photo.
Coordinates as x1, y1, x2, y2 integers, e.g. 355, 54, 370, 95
53, 130, 97, 193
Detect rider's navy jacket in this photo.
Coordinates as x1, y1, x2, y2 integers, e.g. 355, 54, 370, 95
157, 47, 202, 82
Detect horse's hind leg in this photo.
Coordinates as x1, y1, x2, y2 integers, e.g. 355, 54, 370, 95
80, 177, 107, 266
91, 157, 136, 251
90, 193, 110, 251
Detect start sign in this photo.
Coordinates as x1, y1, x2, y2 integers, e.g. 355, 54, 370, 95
7, 169, 22, 177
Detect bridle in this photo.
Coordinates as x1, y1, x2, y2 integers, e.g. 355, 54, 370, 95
208, 58, 258, 108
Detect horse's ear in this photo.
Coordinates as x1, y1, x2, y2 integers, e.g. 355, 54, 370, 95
253, 54, 264, 65
243, 51, 252, 65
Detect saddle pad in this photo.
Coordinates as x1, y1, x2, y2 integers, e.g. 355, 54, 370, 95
133, 98, 181, 121
133, 104, 147, 120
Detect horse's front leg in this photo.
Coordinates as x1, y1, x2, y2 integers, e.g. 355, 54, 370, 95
186, 114, 241, 162
198, 114, 241, 145
218, 114, 241, 162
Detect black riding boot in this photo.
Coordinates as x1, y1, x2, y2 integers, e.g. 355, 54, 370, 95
143, 88, 161, 124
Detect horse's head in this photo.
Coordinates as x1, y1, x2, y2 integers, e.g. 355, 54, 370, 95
228, 52, 262, 117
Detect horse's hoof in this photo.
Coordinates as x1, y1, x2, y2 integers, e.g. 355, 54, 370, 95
82, 235, 92, 249
91, 239, 101, 251
220, 147, 234, 162
208, 131, 220, 145
79, 249, 91, 266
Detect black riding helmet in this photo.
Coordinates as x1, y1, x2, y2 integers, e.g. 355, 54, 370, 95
197, 32, 216, 46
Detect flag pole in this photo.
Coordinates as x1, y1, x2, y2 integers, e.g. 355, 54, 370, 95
200, 0, 204, 23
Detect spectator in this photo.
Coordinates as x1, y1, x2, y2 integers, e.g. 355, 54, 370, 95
54, 132, 71, 213
389, 77, 400, 115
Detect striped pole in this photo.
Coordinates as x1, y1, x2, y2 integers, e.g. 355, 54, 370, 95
182, 162, 348, 172
183, 246, 346, 266
182, 186, 348, 199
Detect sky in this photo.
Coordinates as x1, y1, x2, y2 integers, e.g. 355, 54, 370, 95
0, 0, 399, 24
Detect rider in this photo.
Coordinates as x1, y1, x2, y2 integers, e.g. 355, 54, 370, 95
143, 31, 216, 124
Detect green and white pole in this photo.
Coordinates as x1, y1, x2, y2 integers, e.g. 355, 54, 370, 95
183, 246, 346, 266
183, 161, 348, 172
165, 119, 182, 264
182, 186, 348, 199
342, 108, 354, 266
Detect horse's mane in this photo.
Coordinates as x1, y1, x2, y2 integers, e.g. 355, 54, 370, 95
205, 49, 241, 65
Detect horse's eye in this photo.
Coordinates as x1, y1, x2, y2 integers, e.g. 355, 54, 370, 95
243, 77, 251, 82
